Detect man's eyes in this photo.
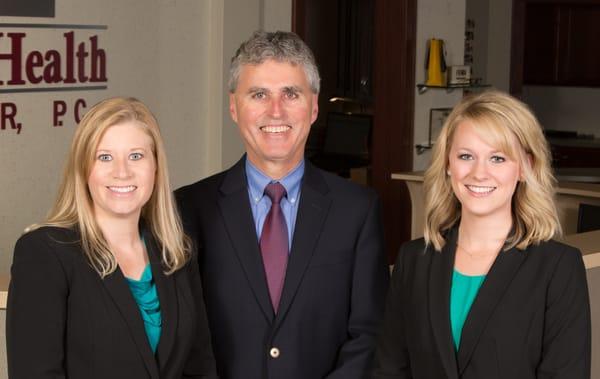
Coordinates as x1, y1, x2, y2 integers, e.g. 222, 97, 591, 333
250, 90, 299, 100
283, 90, 299, 99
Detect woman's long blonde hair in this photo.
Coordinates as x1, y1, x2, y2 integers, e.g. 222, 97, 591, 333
31, 97, 189, 277
424, 91, 561, 251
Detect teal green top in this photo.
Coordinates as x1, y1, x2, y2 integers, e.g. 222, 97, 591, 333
126, 264, 162, 353
450, 269, 486, 350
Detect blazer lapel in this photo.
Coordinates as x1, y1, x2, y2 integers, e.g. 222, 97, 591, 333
144, 230, 178, 370
429, 227, 459, 379
218, 157, 275, 322
456, 245, 526, 375
102, 266, 160, 379
274, 163, 331, 326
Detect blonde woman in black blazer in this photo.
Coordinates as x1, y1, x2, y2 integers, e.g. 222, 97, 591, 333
7, 98, 217, 379
372, 91, 591, 379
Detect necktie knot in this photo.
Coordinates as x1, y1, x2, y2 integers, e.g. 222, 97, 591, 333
264, 182, 286, 204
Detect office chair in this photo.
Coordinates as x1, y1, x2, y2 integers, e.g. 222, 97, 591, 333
577, 203, 600, 233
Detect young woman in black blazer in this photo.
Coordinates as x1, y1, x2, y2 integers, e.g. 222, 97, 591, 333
372, 91, 591, 378
7, 98, 217, 379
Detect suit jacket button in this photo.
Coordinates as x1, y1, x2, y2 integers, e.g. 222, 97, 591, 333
269, 347, 280, 358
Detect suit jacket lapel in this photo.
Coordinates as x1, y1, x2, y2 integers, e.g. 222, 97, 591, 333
144, 229, 178, 370
457, 245, 526, 375
218, 157, 275, 322
429, 227, 459, 379
275, 163, 331, 325
101, 263, 160, 379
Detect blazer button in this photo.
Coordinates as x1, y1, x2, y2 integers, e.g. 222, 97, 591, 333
269, 347, 280, 358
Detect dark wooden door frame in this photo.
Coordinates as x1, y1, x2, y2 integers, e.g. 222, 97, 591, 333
371, 0, 416, 263
510, 0, 526, 95
293, 0, 417, 263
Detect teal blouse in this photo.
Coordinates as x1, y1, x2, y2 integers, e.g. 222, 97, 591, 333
126, 264, 162, 353
450, 269, 486, 350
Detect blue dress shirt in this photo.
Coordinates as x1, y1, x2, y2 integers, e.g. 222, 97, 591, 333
245, 158, 304, 251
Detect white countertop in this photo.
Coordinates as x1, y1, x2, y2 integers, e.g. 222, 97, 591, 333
0, 275, 8, 310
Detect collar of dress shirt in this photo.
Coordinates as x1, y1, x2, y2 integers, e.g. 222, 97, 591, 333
245, 158, 304, 206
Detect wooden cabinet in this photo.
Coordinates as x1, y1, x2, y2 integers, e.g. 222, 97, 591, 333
551, 145, 600, 168
523, 3, 600, 86
523, 4, 558, 84
566, 6, 600, 84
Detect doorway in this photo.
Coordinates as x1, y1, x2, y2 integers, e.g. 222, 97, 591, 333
293, 0, 417, 262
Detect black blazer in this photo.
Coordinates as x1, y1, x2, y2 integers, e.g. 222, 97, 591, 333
6, 226, 217, 379
372, 226, 591, 379
175, 157, 389, 379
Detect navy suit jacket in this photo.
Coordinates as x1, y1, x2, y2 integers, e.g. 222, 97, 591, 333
372, 226, 591, 379
7, 226, 217, 379
176, 157, 389, 379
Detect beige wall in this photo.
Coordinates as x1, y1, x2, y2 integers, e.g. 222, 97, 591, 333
465, 0, 489, 83
2, 0, 160, 273
0, 0, 291, 273
464, 0, 511, 91
485, 0, 512, 92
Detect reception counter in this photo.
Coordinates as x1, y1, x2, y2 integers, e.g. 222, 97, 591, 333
0, 276, 7, 310
562, 230, 600, 269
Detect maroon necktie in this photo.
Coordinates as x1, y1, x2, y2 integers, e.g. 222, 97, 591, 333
260, 182, 289, 313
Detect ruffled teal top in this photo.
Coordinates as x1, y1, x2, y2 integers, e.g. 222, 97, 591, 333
450, 269, 486, 350
126, 264, 162, 353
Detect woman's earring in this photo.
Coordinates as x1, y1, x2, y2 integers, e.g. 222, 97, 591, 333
447, 170, 451, 176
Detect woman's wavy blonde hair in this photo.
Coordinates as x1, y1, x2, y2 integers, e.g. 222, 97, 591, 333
31, 97, 190, 277
424, 90, 561, 251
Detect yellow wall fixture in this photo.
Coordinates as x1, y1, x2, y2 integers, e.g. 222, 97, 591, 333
425, 38, 446, 86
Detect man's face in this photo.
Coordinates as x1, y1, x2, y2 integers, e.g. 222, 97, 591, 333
229, 59, 318, 177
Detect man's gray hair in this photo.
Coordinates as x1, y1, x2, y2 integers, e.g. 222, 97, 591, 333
228, 30, 320, 94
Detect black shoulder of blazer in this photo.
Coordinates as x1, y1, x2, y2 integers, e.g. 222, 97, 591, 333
7, 225, 218, 379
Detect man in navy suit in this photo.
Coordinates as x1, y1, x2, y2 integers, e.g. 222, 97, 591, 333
176, 30, 389, 379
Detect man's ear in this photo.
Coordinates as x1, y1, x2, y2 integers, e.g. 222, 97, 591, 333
310, 93, 319, 124
229, 93, 238, 123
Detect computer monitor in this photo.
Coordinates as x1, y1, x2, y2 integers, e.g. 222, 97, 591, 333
322, 112, 372, 159
577, 203, 600, 233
